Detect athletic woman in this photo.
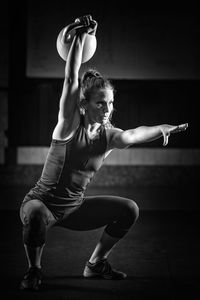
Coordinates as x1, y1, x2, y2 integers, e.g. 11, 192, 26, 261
19, 15, 188, 290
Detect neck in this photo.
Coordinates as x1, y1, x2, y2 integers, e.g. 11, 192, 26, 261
84, 115, 101, 132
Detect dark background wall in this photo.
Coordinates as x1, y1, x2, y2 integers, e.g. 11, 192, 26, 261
5, 2, 200, 147
0, 2, 199, 210
26, 3, 199, 79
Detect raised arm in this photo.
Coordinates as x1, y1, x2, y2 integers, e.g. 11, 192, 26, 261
53, 15, 97, 140
108, 123, 188, 149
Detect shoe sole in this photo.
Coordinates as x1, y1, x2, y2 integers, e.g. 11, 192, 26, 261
83, 270, 126, 280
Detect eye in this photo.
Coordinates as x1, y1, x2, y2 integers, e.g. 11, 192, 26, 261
96, 102, 103, 108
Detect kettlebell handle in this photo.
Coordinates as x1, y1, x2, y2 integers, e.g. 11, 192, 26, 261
61, 22, 84, 44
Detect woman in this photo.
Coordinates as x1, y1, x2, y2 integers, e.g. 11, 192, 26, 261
19, 15, 188, 290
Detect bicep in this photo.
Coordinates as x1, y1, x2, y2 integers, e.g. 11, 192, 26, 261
107, 128, 131, 150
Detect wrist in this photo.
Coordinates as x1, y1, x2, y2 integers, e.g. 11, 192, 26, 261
89, 20, 97, 36
88, 28, 97, 36
158, 125, 164, 137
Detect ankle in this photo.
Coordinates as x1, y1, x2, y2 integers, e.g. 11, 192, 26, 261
29, 265, 41, 269
89, 257, 106, 264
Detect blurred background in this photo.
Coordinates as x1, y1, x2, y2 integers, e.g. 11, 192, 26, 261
0, 1, 200, 210
1, 1, 200, 299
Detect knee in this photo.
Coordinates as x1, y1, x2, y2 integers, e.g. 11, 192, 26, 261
20, 200, 49, 226
124, 200, 139, 223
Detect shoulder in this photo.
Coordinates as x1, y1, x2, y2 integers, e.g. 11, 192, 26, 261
52, 111, 81, 141
105, 127, 125, 150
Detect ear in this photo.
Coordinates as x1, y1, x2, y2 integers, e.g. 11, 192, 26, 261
80, 98, 88, 110
79, 98, 88, 115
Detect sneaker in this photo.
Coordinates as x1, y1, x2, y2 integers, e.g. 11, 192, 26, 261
20, 266, 42, 290
83, 259, 127, 280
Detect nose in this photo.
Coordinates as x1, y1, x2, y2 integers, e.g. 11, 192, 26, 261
103, 104, 109, 113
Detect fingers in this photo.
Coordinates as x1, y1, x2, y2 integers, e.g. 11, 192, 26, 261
178, 123, 188, 131
171, 123, 188, 134
163, 132, 170, 146
88, 20, 98, 35
90, 19, 98, 30
74, 15, 97, 35
75, 15, 93, 27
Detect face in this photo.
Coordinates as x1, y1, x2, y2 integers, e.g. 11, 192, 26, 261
85, 88, 114, 125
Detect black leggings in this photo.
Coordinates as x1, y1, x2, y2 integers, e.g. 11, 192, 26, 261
20, 195, 139, 247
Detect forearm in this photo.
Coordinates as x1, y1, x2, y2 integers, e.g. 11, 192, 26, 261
65, 32, 87, 80
58, 32, 86, 120
122, 125, 163, 145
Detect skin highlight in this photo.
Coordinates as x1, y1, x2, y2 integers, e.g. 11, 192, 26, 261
83, 88, 114, 137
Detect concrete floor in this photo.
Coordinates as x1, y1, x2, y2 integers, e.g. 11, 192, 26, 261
1, 206, 200, 300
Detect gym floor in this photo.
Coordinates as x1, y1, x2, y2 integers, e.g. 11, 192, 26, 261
1, 187, 200, 300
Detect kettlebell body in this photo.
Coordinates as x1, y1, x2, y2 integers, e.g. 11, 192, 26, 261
56, 23, 97, 63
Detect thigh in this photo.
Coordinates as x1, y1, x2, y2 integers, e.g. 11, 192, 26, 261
57, 195, 135, 230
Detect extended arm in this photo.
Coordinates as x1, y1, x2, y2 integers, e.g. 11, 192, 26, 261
58, 32, 87, 120
59, 15, 97, 120
109, 123, 188, 149
53, 15, 97, 140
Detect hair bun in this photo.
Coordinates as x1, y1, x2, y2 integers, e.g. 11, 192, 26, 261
82, 69, 101, 83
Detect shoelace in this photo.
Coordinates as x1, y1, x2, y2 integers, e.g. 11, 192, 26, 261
97, 260, 113, 275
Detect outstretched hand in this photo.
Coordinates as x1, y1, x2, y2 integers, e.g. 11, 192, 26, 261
160, 123, 188, 146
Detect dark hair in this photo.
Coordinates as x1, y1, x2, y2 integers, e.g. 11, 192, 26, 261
80, 69, 115, 129
81, 68, 115, 100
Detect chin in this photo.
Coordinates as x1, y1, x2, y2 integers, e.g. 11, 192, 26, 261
101, 119, 107, 125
